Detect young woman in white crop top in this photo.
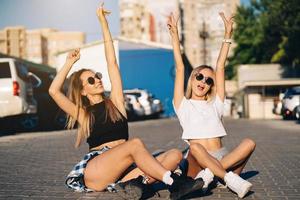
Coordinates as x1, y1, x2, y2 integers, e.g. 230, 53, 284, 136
167, 12, 256, 198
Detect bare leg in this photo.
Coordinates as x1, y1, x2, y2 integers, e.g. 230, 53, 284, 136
231, 152, 253, 175
186, 153, 203, 178
121, 149, 183, 183
189, 143, 227, 179
220, 138, 256, 174
84, 138, 170, 191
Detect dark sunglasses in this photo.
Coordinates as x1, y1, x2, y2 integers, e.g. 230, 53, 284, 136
195, 73, 214, 86
84, 72, 102, 86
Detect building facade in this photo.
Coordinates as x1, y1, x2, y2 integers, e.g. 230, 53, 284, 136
120, 0, 151, 41
238, 64, 300, 119
0, 27, 85, 67
45, 30, 85, 66
0, 26, 27, 59
181, 0, 239, 67
119, 0, 179, 44
119, 0, 239, 68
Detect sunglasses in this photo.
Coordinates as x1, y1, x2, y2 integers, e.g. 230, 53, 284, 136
84, 72, 102, 86
195, 73, 214, 86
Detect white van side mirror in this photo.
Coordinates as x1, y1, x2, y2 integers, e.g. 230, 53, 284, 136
28, 72, 42, 88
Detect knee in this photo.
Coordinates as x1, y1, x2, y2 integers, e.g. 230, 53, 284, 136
168, 149, 183, 162
189, 143, 206, 155
242, 138, 256, 151
129, 138, 145, 148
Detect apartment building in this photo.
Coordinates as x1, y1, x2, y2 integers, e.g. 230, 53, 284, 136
119, 0, 239, 68
0, 27, 85, 67
119, 0, 179, 43
0, 26, 26, 58
182, 0, 239, 67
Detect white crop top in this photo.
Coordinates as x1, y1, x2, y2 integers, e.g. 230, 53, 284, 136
173, 95, 227, 140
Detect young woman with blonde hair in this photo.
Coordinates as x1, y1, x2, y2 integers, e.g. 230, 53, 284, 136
168, 12, 256, 198
49, 4, 203, 200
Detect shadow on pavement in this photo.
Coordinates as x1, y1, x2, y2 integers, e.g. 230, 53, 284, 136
244, 190, 255, 198
240, 170, 259, 180
181, 189, 209, 199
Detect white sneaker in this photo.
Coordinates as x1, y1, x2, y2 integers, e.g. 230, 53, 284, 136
195, 168, 214, 192
224, 171, 252, 198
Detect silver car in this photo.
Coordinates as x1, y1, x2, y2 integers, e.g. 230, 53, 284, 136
281, 86, 300, 119
295, 105, 300, 121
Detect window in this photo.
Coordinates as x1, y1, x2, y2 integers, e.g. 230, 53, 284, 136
15, 61, 29, 81
0, 62, 11, 78
126, 92, 141, 98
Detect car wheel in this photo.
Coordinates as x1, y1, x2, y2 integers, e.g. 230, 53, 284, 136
282, 114, 289, 120
19, 115, 39, 131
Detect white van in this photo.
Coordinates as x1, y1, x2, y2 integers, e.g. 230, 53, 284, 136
0, 58, 41, 129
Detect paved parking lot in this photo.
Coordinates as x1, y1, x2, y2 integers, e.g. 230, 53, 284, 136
0, 118, 299, 199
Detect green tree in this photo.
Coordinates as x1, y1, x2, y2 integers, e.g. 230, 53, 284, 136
226, 0, 300, 79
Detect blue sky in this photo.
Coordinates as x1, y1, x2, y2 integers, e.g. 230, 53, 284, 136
241, 0, 251, 6
0, 0, 250, 42
0, 0, 119, 42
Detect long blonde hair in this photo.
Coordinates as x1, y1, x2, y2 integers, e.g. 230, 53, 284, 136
66, 69, 123, 148
185, 65, 216, 102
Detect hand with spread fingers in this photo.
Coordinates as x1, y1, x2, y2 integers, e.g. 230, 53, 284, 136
167, 12, 180, 36
219, 12, 234, 38
96, 2, 111, 21
66, 49, 80, 64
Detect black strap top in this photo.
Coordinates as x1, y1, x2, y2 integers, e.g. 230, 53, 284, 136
86, 101, 129, 149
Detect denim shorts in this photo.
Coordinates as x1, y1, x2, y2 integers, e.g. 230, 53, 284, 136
66, 146, 164, 192
65, 146, 112, 192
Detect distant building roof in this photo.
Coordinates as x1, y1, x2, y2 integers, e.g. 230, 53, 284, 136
238, 64, 300, 88
241, 79, 300, 88
118, 36, 173, 50
55, 36, 174, 55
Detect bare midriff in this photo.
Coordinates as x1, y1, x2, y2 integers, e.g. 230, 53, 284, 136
89, 139, 126, 151
189, 137, 223, 151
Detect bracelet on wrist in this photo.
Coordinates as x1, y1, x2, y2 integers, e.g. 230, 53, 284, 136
222, 38, 232, 44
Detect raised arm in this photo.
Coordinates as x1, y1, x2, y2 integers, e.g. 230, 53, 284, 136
48, 49, 85, 125
96, 4, 125, 111
168, 13, 185, 110
215, 12, 234, 102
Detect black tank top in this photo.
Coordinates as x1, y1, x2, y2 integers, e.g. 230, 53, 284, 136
86, 101, 129, 149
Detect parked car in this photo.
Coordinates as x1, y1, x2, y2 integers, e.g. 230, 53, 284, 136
0, 58, 41, 131
295, 105, 300, 121
30, 71, 67, 131
125, 93, 145, 120
124, 89, 163, 119
281, 86, 300, 120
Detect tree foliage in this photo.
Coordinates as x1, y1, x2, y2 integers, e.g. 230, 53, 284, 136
226, 0, 300, 79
